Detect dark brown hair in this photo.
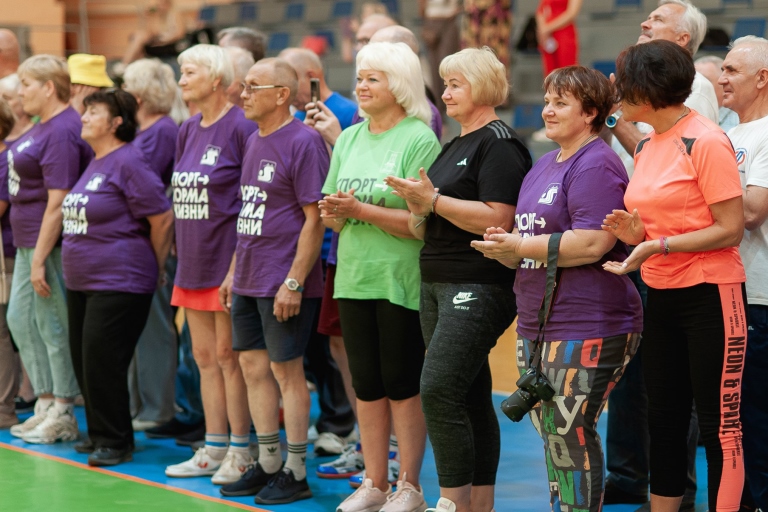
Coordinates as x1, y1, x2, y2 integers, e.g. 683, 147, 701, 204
543, 66, 615, 133
0, 98, 14, 140
614, 40, 694, 109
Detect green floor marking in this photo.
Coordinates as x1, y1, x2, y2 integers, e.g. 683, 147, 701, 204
0, 446, 252, 512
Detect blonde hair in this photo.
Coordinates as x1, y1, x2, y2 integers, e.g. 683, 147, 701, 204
178, 44, 234, 88
440, 47, 509, 107
18, 54, 70, 102
356, 42, 431, 125
123, 59, 178, 115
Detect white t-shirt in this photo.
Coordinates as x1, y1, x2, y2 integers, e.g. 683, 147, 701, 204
728, 115, 768, 306
612, 71, 720, 177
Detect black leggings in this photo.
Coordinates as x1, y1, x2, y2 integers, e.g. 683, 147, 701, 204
419, 282, 517, 488
337, 299, 424, 402
643, 283, 747, 511
68, 289, 153, 449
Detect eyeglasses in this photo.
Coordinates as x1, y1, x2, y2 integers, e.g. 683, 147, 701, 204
240, 83, 287, 96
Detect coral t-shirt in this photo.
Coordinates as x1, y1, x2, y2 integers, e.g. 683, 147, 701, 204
624, 111, 745, 289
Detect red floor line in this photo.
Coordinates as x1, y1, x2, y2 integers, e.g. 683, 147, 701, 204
0, 442, 270, 512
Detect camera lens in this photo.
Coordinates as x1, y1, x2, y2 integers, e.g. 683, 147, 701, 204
501, 389, 538, 422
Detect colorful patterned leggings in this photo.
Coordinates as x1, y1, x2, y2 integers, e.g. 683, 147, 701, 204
517, 333, 640, 512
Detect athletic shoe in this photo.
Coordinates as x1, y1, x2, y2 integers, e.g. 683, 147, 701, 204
350, 457, 399, 489
21, 406, 79, 444
315, 429, 359, 456
145, 418, 203, 439
254, 468, 312, 505
336, 478, 390, 512
211, 449, 254, 485
74, 438, 95, 454
10, 399, 50, 438
220, 462, 276, 497
380, 473, 427, 512
88, 446, 133, 467
425, 497, 457, 512
174, 423, 206, 446
131, 419, 162, 431
165, 447, 223, 478
317, 444, 364, 479
14, 396, 37, 414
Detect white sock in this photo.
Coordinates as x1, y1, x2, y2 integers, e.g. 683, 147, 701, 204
285, 441, 307, 480
53, 401, 73, 414
229, 433, 250, 454
257, 431, 282, 473
205, 433, 229, 460
36, 398, 54, 413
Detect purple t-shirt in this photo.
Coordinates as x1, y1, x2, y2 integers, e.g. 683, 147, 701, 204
173, 107, 257, 289
0, 148, 15, 259
7, 107, 92, 248
514, 139, 643, 340
233, 119, 328, 298
133, 116, 178, 187
61, 144, 170, 294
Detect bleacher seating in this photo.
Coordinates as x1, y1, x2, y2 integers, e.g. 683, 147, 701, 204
286, 3, 305, 21
732, 17, 767, 39
268, 32, 291, 53
593, 60, 616, 77
513, 104, 544, 134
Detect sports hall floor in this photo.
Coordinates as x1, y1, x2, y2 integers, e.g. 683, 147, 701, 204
0, 327, 710, 512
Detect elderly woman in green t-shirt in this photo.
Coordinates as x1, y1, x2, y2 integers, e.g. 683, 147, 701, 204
319, 41, 441, 512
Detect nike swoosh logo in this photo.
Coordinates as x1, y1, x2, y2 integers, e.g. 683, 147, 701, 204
453, 297, 479, 305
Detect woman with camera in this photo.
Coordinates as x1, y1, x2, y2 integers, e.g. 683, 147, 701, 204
472, 66, 642, 512
603, 41, 746, 512
385, 47, 530, 512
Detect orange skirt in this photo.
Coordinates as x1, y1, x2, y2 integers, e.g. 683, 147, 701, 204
171, 285, 224, 312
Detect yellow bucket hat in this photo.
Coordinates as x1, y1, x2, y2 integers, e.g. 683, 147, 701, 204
67, 53, 114, 88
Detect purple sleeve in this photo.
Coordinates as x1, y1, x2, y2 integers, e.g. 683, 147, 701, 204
0, 158, 8, 202
40, 138, 83, 190
566, 163, 628, 231
175, 120, 189, 164
293, 133, 330, 206
429, 101, 442, 140
121, 158, 171, 219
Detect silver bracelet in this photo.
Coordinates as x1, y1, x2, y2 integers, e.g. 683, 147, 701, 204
412, 212, 429, 228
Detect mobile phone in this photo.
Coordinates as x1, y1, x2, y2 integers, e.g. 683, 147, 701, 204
310, 78, 320, 104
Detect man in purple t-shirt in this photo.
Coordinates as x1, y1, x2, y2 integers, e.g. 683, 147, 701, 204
219, 58, 328, 505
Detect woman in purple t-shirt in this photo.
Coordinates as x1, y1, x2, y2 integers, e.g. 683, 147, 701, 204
63, 89, 173, 466
6, 55, 92, 444
473, 67, 643, 512
164, 44, 256, 484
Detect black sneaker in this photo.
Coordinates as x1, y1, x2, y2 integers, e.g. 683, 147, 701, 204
254, 468, 312, 505
88, 447, 133, 467
220, 462, 275, 497
174, 423, 206, 446
15, 397, 37, 415
74, 438, 95, 454
145, 418, 203, 439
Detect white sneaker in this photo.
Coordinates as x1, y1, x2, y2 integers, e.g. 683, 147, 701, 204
165, 446, 224, 478
350, 458, 400, 489
131, 419, 162, 431
425, 497, 457, 512
21, 406, 78, 444
381, 473, 427, 512
317, 443, 365, 479
336, 478, 390, 512
315, 429, 359, 456
211, 449, 254, 485
308, 425, 319, 443
10, 400, 51, 438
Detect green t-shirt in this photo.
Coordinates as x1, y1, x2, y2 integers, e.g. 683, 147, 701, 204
322, 116, 441, 310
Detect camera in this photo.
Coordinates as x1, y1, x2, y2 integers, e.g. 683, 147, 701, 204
501, 367, 556, 422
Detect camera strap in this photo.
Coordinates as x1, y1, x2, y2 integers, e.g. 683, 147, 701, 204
530, 232, 563, 371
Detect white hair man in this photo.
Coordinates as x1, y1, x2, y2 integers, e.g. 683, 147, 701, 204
720, 35, 768, 512
695, 55, 739, 131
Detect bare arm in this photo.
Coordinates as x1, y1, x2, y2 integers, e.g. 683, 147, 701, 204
219, 252, 236, 312
31, 189, 68, 298
743, 185, 768, 231
610, 116, 645, 156
0, 200, 8, 219
273, 202, 325, 322
147, 209, 174, 277
320, 189, 414, 239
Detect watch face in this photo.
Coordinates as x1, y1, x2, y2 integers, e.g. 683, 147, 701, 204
606, 115, 618, 128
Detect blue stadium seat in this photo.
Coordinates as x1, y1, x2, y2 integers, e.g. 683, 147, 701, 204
268, 32, 291, 52
593, 60, 616, 78
239, 3, 258, 21
315, 30, 336, 49
380, 0, 399, 15
614, 0, 642, 8
513, 104, 544, 132
332, 0, 353, 18
286, 2, 305, 21
199, 5, 216, 23
722, 0, 753, 6
732, 17, 766, 39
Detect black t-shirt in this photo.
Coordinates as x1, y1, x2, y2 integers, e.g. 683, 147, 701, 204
420, 120, 531, 284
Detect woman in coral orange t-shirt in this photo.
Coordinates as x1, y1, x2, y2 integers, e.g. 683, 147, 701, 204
603, 41, 746, 512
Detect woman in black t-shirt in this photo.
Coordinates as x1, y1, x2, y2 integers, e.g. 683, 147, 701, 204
385, 47, 531, 512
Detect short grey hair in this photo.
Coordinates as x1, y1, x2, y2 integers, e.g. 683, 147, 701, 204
224, 46, 256, 83
178, 44, 234, 88
694, 55, 723, 67
731, 36, 768, 73
217, 27, 266, 62
123, 59, 178, 115
659, 0, 707, 55
356, 42, 432, 126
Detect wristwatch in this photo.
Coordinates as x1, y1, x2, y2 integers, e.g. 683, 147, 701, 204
605, 110, 623, 129
284, 278, 304, 292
